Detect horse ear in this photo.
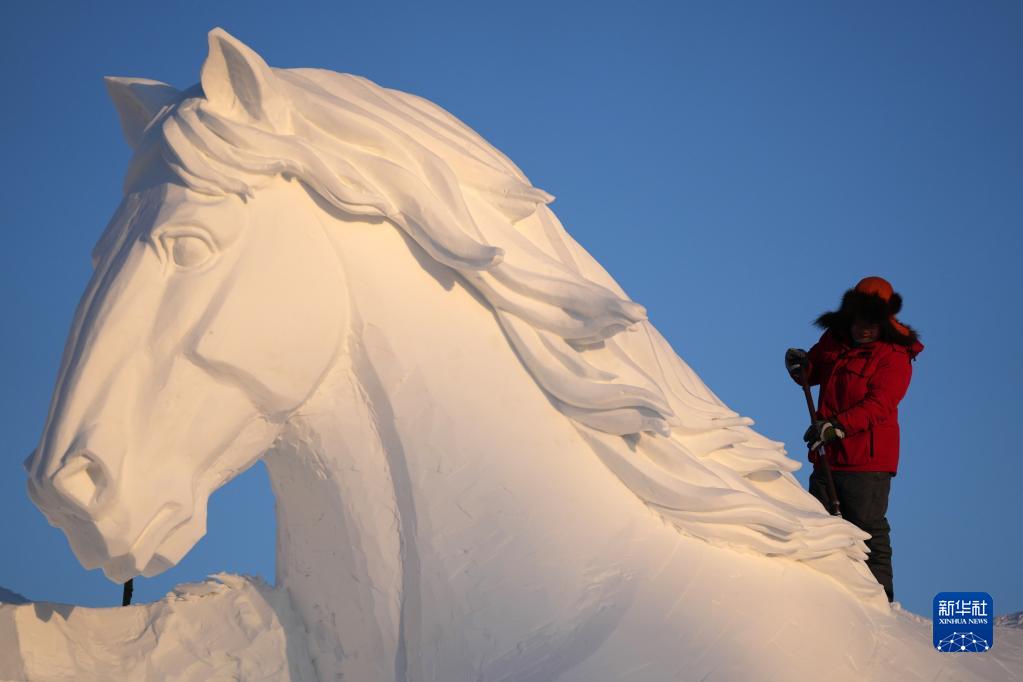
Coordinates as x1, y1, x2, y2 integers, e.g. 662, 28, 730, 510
105, 77, 180, 149
200, 27, 288, 129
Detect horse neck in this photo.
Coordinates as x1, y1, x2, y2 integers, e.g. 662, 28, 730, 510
261, 215, 539, 679
260, 216, 668, 679
263, 358, 403, 680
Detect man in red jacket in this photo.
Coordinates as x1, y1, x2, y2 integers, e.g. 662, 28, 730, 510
785, 276, 923, 602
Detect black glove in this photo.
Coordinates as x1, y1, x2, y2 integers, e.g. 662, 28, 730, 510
785, 348, 808, 381
803, 419, 845, 451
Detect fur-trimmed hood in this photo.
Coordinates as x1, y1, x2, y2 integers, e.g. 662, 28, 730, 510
815, 283, 921, 353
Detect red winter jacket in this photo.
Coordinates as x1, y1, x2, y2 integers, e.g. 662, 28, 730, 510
797, 330, 923, 473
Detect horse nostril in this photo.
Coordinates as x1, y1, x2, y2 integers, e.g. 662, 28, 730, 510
53, 451, 109, 512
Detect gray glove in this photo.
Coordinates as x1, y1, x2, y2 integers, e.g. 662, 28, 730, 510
804, 419, 845, 451
785, 348, 807, 381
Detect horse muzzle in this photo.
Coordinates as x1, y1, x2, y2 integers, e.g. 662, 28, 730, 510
27, 461, 200, 584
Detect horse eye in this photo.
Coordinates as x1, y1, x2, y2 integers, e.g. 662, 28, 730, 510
167, 235, 213, 269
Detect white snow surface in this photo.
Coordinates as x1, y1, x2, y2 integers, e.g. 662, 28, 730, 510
5, 27, 1023, 681
3, 575, 1022, 681
0, 574, 314, 681
999, 612, 1023, 629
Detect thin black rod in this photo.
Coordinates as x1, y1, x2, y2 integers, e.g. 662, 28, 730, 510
799, 367, 842, 517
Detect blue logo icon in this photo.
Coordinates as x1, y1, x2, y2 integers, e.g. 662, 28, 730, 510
933, 592, 993, 653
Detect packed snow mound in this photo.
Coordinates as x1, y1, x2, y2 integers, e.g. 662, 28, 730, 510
3, 573, 1023, 681
999, 612, 1023, 629
0, 574, 314, 682
0, 587, 28, 605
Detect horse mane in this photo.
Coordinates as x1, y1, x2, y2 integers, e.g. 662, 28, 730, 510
131, 64, 883, 599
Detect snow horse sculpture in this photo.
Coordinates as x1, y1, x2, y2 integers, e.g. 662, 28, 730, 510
17, 28, 1011, 682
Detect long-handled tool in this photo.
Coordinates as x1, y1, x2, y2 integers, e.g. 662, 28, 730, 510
798, 367, 841, 516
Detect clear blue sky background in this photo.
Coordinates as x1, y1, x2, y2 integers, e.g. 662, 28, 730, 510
1, 1, 1019, 620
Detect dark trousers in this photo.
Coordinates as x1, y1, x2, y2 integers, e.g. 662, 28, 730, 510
809, 469, 895, 602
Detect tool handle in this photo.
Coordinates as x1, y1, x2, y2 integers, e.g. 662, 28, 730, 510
798, 366, 842, 516
798, 367, 817, 421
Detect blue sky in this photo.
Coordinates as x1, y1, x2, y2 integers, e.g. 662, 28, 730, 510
1, 1, 1020, 620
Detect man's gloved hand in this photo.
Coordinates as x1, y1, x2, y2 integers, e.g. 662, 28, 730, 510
785, 348, 808, 381
803, 419, 845, 451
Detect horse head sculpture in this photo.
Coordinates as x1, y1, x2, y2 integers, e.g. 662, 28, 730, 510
24, 34, 361, 582
23, 27, 901, 681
